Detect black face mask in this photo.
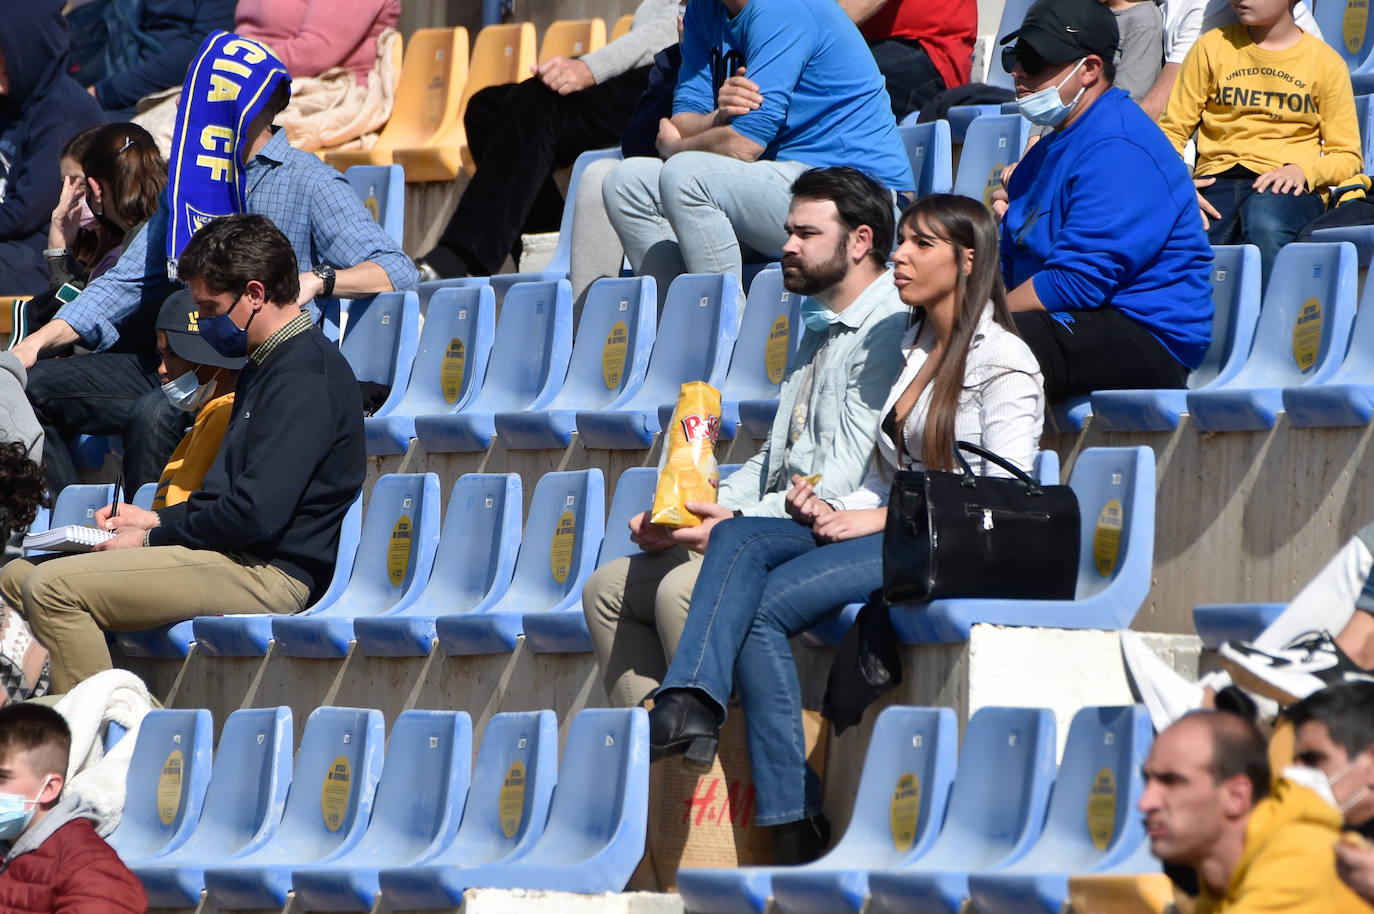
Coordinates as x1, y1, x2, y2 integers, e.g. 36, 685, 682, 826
94, 209, 123, 237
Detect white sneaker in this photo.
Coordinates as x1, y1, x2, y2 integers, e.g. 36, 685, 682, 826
1219, 631, 1374, 706
1120, 631, 1209, 731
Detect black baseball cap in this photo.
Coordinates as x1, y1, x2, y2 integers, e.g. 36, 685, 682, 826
1000, 0, 1119, 67
155, 289, 247, 370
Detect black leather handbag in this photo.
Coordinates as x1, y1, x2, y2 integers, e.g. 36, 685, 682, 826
882, 440, 1080, 604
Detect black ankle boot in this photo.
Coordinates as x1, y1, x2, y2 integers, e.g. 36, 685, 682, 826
770, 814, 831, 865
648, 689, 720, 769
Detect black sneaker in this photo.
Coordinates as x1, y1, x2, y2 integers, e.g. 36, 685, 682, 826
1220, 630, 1374, 705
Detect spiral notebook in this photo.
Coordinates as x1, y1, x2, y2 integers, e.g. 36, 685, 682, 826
22, 525, 116, 553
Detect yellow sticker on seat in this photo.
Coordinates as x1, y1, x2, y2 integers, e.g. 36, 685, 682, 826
550, 510, 576, 583
1346, 0, 1369, 53
890, 773, 921, 851
765, 315, 790, 384
1292, 297, 1322, 372
321, 755, 351, 832
602, 320, 629, 389
1088, 767, 1117, 850
157, 750, 184, 826
363, 195, 380, 223
388, 515, 412, 586
441, 338, 467, 404
499, 760, 526, 838
983, 163, 1007, 210
1093, 499, 1124, 577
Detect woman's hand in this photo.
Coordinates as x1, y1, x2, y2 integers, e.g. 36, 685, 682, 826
784, 474, 833, 526
48, 175, 86, 250
812, 507, 886, 544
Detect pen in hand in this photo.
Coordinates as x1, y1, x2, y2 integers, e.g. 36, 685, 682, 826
111, 474, 122, 520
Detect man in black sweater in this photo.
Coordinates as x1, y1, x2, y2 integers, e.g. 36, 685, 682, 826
0, 215, 364, 692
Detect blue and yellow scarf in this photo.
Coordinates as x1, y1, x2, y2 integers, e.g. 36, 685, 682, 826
166, 31, 290, 275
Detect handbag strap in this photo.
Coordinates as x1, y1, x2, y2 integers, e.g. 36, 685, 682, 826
953, 440, 1042, 494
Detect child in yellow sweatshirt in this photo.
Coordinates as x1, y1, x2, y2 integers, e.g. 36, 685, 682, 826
1159, 0, 1362, 283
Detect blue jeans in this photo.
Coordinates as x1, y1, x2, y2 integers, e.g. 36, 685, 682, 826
661, 517, 884, 825
1200, 175, 1326, 286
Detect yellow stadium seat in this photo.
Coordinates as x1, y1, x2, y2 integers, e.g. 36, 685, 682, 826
538, 18, 606, 63
610, 14, 633, 42
391, 22, 536, 183
325, 28, 468, 173
1067, 873, 1178, 914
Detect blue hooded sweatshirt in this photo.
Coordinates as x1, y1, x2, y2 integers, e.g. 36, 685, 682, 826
1000, 87, 1214, 369
0, 0, 105, 294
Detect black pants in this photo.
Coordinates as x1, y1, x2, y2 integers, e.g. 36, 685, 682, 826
433, 66, 652, 276
868, 38, 949, 120
26, 351, 189, 495
1013, 308, 1189, 405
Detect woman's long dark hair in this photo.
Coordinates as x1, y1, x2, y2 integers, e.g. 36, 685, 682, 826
895, 194, 1018, 471
80, 123, 166, 233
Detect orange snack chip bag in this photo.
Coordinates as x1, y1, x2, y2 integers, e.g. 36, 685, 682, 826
651, 381, 723, 527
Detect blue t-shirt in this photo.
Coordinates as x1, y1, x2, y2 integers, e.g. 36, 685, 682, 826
1001, 88, 1215, 369
675, 0, 914, 192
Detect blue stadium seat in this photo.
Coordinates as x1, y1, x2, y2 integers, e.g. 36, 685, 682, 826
943, 106, 1004, 144
378, 710, 560, 911
1281, 242, 1374, 426
131, 482, 157, 510
684, 706, 958, 914
1064, 837, 1169, 914
364, 285, 497, 455
383, 708, 647, 902
201, 707, 386, 910
596, 467, 659, 566
900, 121, 954, 196
1092, 245, 1262, 431
1191, 602, 1287, 650
1316, 0, 1374, 70
865, 707, 1058, 914
26, 483, 114, 557
576, 273, 741, 449
438, 469, 604, 655
354, 473, 523, 657
799, 450, 1062, 648
953, 115, 1031, 209
415, 280, 573, 452
291, 711, 474, 912
106, 709, 213, 863
271, 474, 442, 658
1357, 95, 1374, 174
189, 494, 364, 658
890, 446, 1156, 643
1047, 397, 1092, 434
542, 147, 623, 278
657, 269, 800, 440
1187, 242, 1357, 431
494, 276, 656, 449
968, 706, 1153, 914
131, 707, 293, 907
67, 434, 113, 471
987, 0, 1035, 92
343, 164, 405, 246
737, 399, 783, 440
340, 291, 421, 430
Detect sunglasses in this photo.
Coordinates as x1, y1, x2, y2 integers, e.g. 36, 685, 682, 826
1002, 43, 1051, 77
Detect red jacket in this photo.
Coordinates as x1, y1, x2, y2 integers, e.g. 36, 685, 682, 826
0, 818, 146, 913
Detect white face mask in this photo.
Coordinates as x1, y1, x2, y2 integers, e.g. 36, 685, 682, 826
160, 370, 218, 413
1016, 58, 1087, 128
1285, 761, 1372, 817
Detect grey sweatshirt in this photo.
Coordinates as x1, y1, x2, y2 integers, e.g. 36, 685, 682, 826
0, 352, 42, 459
580, 0, 679, 85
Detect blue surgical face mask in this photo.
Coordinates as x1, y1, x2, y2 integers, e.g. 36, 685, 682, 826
161, 370, 218, 413
801, 298, 841, 332
198, 294, 255, 359
0, 777, 52, 841
1016, 58, 1087, 128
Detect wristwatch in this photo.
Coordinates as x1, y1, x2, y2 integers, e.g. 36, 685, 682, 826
312, 263, 336, 299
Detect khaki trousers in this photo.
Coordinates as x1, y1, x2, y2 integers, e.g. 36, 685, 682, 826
0, 546, 308, 692
582, 547, 703, 708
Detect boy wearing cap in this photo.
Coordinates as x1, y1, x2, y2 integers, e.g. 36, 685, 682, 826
151, 289, 245, 508
1159, 0, 1360, 285
998, 0, 1214, 405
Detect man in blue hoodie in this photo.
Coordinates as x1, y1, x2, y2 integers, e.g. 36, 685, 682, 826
999, 0, 1214, 404
0, 2, 104, 295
